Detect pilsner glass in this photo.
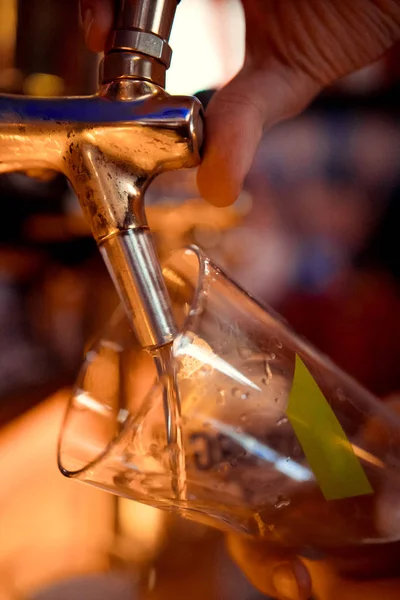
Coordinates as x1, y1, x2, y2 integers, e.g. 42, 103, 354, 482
59, 246, 400, 553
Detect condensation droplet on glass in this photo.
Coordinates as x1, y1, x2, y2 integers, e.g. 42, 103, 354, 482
113, 473, 132, 487
275, 495, 291, 509
216, 388, 226, 405
268, 352, 276, 360
178, 331, 195, 349
267, 524, 275, 532
149, 443, 159, 454
122, 451, 132, 466
117, 408, 129, 424
276, 416, 288, 427
241, 392, 249, 400
292, 443, 302, 459
263, 359, 272, 385
168, 442, 180, 455
337, 387, 346, 402
148, 568, 157, 592
199, 364, 212, 376
232, 387, 241, 398
238, 346, 252, 360
276, 340, 283, 349
189, 305, 204, 317
86, 350, 97, 363
240, 413, 247, 422
235, 426, 242, 434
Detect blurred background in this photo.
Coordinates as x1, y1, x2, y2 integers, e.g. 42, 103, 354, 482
0, 0, 400, 598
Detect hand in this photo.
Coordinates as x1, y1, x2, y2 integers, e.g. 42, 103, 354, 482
80, 0, 400, 205
228, 536, 400, 600
80, 0, 400, 206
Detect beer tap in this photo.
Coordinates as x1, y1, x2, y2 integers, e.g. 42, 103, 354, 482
0, 0, 203, 349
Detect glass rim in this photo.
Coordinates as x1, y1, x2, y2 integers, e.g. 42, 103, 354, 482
57, 244, 207, 479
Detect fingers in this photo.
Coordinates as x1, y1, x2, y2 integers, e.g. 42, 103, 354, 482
306, 556, 400, 600
197, 63, 320, 207
79, 3, 319, 208
302, 557, 400, 600
229, 538, 400, 600
78, 4, 319, 209
227, 536, 312, 600
80, 0, 114, 52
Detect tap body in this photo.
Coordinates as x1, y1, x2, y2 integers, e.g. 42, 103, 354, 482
0, 0, 203, 348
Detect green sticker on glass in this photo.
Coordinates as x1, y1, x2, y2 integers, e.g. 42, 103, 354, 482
286, 355, 373, 501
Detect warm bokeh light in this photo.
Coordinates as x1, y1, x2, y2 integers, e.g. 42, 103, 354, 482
0, 392, 114, 597
0, 0, 17, 73
168, 0, 245, 95
23, 73, 64, 97
118, 499, 166, 564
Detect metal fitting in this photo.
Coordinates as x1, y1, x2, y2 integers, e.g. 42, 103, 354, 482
100, 52, 166, 86
109, 30, 172, 68
100, 0, 178, 87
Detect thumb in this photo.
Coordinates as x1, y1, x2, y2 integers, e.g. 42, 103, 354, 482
197, 64, 320, 207
227, 535, 312, 600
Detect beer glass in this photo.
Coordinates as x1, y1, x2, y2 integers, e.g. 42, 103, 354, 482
58, 246, 400, 553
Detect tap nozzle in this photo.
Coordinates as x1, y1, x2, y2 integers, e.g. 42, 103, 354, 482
95, 0, 202, 350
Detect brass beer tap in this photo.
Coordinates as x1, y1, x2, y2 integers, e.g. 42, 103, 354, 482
0, 0, 203, 349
